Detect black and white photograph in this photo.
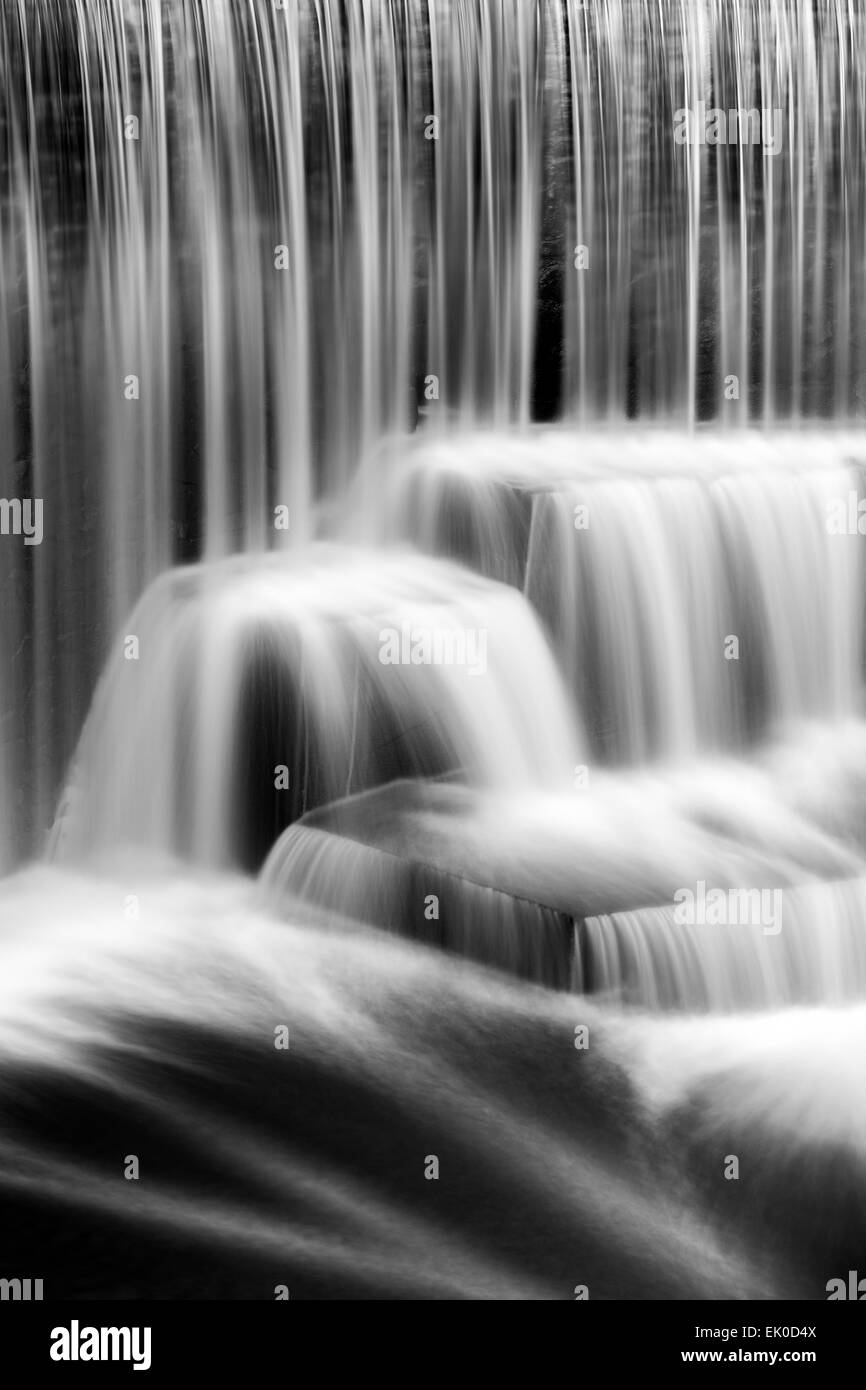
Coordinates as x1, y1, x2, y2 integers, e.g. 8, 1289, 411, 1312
0, 0, 864, 1342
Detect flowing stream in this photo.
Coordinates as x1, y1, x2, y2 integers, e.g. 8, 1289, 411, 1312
1, 1, 865, 1299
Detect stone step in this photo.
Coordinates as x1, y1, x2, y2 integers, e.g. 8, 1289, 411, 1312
260, 771, 866, 1009
360, 429, 866, 762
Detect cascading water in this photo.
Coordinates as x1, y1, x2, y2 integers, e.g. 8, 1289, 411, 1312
53, 547, 579, 868
366, 429, 866, 759
2, 0, 866, 1303
4, 0, 866, 848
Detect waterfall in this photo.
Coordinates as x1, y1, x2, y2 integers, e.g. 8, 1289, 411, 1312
370, 428, 866, 759
2, 0, 866, 1302
259, 753, 866, 1009
3, 0, 866, 847
52, 547, 579, 868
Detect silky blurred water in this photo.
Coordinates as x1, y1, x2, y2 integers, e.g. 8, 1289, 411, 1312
1, 864, 864, 1299
3, 0, 866, 846
1, 0, 865, 1300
